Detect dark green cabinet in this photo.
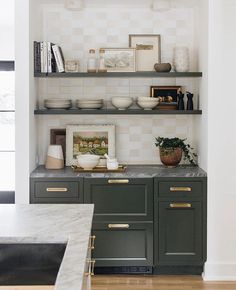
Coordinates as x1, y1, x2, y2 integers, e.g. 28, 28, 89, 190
92, 222, 153, 267
30, 178, 83, 203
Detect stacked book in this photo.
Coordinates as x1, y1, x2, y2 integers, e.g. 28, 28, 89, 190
34, 41, 65, 73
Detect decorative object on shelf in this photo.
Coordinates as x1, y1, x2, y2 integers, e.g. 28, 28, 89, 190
50, 129, 66, 163
151, 0, 171, 11
44, 99, 72, 109
45, 145, 64, 169
65, 60, 80, 72
98, 49, 107, 73
177, 91, 185, 110
77, 154, 101, 170
87, 49, 97, 73
71, 164, 127, 173
129, 34, 161, 71
104, 153, 119, 170
76, 99, 103, 109
151, 86, 181, 110
186, 91, 194, 110
137, 96, 160, 110
111, 97, 133, 110
155, 137, 197, 167
154, 63, 172, 72
66, 125, 115, 166
173, 46, 190, 72
64, 0, 84, 10
101, 48, 136, 72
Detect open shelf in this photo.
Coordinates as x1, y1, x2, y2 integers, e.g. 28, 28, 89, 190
34, 109, 202, 115
34, 71, 203, 78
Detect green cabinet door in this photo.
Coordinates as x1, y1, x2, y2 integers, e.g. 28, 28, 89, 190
157, 201, 203, 265
92, 222, 153, 267
84, 178, 153, 221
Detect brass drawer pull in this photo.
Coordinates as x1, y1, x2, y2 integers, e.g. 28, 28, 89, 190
89, 235, 96, 250
85, 259, 96, 276
170, 187, 192, 192
170, 203, 192, 208
108, 179, 129, 184
108, 224, 130, 229
46, 188, 68, 192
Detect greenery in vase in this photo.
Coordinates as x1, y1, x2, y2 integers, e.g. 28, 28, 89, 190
155, 137, 197, 165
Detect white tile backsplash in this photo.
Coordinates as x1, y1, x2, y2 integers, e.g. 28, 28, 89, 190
36, 2, 200, 164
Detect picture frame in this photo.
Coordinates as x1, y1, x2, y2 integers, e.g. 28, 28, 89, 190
101, 48, 136, 72
66, 125, 116, 166
50, 129, 66, 163
150, 86, 182, 103
129, 34, 161, 72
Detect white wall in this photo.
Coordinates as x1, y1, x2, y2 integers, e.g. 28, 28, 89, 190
204, 0, 236, 280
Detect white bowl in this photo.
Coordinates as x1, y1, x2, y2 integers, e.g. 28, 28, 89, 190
111, 97, 133, 110
137, 97, 158, 102
77, 154, 101, 170
137, 99, 159, 110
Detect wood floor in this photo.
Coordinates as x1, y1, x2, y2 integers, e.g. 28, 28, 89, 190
92, 275, 236, 290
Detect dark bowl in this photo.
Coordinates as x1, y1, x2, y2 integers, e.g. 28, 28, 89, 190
154, 63, 172, 73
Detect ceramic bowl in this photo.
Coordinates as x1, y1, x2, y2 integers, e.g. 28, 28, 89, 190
77, 155, 100, 170
137, 98, 159, 110
111, 97, 133, 110
154, 63, 172, 72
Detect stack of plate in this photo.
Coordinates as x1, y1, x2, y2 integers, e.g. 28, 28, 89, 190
44, 99, 72, 109
76, 99, 103, 109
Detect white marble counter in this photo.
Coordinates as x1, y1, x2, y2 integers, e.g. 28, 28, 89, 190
0, 204, 94, 290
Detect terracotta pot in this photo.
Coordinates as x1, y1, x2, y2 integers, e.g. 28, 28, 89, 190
159, 147, 182, 168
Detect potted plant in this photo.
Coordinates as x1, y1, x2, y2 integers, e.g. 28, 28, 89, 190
155, 137, 197, 167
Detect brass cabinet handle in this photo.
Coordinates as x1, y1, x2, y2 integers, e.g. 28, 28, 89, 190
46, 188, 68, 192
108, 224, 130, 229
170, 187, 192, 192
170, 203, 192, 208
85, 259, 96, 276
108, 179, 129, 184
89, 235, 96, 250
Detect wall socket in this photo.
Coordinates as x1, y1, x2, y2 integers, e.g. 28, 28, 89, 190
64, 0, 84, 11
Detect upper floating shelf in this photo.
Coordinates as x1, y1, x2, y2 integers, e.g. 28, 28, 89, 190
34, 72, 203, 78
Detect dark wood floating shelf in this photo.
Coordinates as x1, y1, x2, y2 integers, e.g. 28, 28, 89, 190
34, 109, 202, 115
34, 71, 202, 78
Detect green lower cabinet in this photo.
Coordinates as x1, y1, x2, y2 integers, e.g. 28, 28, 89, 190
92, 222, 153, 267
157, 201, 203, 265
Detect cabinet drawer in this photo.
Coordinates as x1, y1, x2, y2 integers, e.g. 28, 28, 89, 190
84, 178, 153, 221
92, 222, 153, 267
158, 181, 202, 197
30, 179, 83, 203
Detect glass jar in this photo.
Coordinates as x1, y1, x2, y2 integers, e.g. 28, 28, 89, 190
98, 49, 107, 73
87, 49, 97, 73
173, 46, 190, 72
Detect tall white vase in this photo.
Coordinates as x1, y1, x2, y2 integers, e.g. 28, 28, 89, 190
173, 47, 190, 72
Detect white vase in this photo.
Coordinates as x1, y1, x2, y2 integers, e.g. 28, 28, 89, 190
173, 47, 190, 72
45, 145, 64, 170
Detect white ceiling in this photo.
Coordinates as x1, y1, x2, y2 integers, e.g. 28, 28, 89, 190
0, 1, 14, 28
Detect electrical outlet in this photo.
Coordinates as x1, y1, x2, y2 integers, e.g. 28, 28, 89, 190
64, 0, 84, 11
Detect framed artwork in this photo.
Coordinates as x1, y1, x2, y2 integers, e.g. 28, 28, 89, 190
150, 86, 182, 103
50, 129, 66, 163
129, 34, 161, 72
101, 48, 136, 72
66, 125, 115, 166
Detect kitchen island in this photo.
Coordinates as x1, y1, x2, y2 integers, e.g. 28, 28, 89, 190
0, 204, 94, 290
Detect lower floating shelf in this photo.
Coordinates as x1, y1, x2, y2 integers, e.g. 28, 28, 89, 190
34, 109, 202, 115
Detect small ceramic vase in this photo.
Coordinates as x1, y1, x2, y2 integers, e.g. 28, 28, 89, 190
177, 91, 185, 110
186, 92, 194, 110
45, 145, 64, 169
173, 47, 190, 72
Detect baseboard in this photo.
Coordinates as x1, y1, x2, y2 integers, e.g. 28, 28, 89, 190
95, 266, 153, 274
203, 262, 236, 281
153, 265, 203, 275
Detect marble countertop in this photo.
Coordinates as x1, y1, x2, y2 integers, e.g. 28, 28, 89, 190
31, 165, 207, 178
0, 204, 94, 290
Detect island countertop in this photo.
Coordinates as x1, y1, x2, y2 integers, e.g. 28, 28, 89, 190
0, 204, 94, 290
30, 165, 207, 179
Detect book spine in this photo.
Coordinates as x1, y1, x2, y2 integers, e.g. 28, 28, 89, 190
36, 42, 41, 73
40, 42, 44, 73
34, 41, 40, 73
43, 41, 48, 73
52, 45, 65, 73
47, 42, 52, 73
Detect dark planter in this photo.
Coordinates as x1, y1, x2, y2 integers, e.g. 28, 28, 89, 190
159, 147, 182, 168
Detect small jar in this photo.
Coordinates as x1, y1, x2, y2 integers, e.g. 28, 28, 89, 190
107, 158, 119, 170
87, 49, 97, 73
98, 49, 107, 73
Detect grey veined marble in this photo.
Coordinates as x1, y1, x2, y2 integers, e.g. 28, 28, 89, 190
31, 165, 207, 178
0, 204, 94, 290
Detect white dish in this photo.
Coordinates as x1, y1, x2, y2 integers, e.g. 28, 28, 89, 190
44, 99, 72, 103
76, 103, 103, 109
137, 97, 158, 102
111, 97, 133, 110
137, 99, 159, 110
45, 104, 72, 109
76, 99, 103, 103
77, 154, 101, 170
